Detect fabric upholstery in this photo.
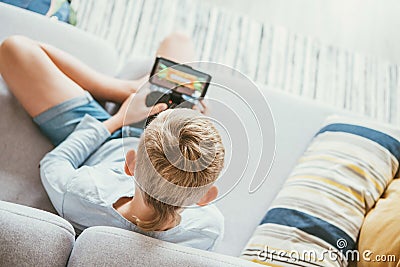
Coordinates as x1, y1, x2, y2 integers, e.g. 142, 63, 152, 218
240, 116, 400, 267
0, 200, 75, 267
357, 179, 400, 267
0, 78, 55, 212
68, 226, 259, 267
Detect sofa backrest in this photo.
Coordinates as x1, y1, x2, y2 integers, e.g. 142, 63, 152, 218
0, 200, 75, 267
0, 199, 260, 267
68, 226, 259, 267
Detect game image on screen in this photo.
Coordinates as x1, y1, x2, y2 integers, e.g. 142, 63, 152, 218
150, 58, 211, 98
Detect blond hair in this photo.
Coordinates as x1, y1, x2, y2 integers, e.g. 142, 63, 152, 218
134, 109, 225, 231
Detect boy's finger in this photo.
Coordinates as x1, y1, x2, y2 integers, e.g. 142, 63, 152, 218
200, 100, 209, 111
148, 103, 168, 116
199, 100, 206, 108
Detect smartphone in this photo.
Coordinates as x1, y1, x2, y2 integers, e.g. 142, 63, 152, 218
149, 57, 212, 100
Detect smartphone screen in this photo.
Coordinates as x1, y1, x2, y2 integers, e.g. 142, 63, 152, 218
149, 57, 211, 98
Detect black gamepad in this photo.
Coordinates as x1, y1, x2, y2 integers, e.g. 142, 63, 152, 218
145, 91, 194, 109
129, 91, 195, 129
146, 91, 171, 107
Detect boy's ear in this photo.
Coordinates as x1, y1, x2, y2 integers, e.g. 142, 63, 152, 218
124, 149, 137, 176
196, 186, 218, 206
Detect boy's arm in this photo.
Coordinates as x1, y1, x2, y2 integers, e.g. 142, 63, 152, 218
39, 114, 120, 214
40, 115, 118, 171
40, 90, 164, 178
39, 92, 165, 213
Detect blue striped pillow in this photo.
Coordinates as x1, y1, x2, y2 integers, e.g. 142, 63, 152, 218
241, 115, 400, 267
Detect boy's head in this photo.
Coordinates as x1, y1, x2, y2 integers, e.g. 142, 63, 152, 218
125, 109, 225, 231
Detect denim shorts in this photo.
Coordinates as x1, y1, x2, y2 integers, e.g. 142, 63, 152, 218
33, 91, 143, 146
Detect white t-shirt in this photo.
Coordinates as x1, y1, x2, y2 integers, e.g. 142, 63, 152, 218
40, 115, 224, 251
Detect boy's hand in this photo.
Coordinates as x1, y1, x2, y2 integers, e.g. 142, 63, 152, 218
118, 91, 168, 126
193, 99, 210, 116
104, 89, 168, 133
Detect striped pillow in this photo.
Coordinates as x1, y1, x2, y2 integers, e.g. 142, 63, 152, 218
241, 115, 400, 267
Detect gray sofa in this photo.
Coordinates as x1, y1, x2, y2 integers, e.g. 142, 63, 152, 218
0, 202, 255, 267
0, 201, 74, 266
0, 3, 350, 267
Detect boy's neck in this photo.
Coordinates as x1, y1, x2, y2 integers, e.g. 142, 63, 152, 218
115, 196, 180, 231
127, 196, 156, 222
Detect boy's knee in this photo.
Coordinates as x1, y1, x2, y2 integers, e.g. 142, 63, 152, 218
0, 35, 34, 60
1, 35, 29, 51
161, 32, 194, 49
0, 36, 37, 72
166, 32, 192, 43
158, 32, 196, 62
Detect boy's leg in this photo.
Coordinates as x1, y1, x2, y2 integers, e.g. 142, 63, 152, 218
0, 33, 196, 118
35, 32, 197, 105
38, 32, 197, 102
0, 36, 85, 117
38, 42, 136, 103
156, 32, 196, 63
0, 35, 137, 109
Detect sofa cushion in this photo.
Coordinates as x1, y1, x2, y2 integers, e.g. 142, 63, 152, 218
357, 179, 400, 267
0, 78, 55, 212
0, 200, 75, 267
240, 115, 400, 267
68, 226, 259, 267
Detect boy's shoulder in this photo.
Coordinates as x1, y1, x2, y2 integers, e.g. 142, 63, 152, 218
179, 204, 224, 249
182, 204, 224, 228
144, 205, 224, 251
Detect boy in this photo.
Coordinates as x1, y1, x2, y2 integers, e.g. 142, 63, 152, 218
0, 33, 225, 251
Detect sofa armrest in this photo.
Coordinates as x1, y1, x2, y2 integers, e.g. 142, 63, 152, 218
0, 200, 75, 267
68, 226, 258, 267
